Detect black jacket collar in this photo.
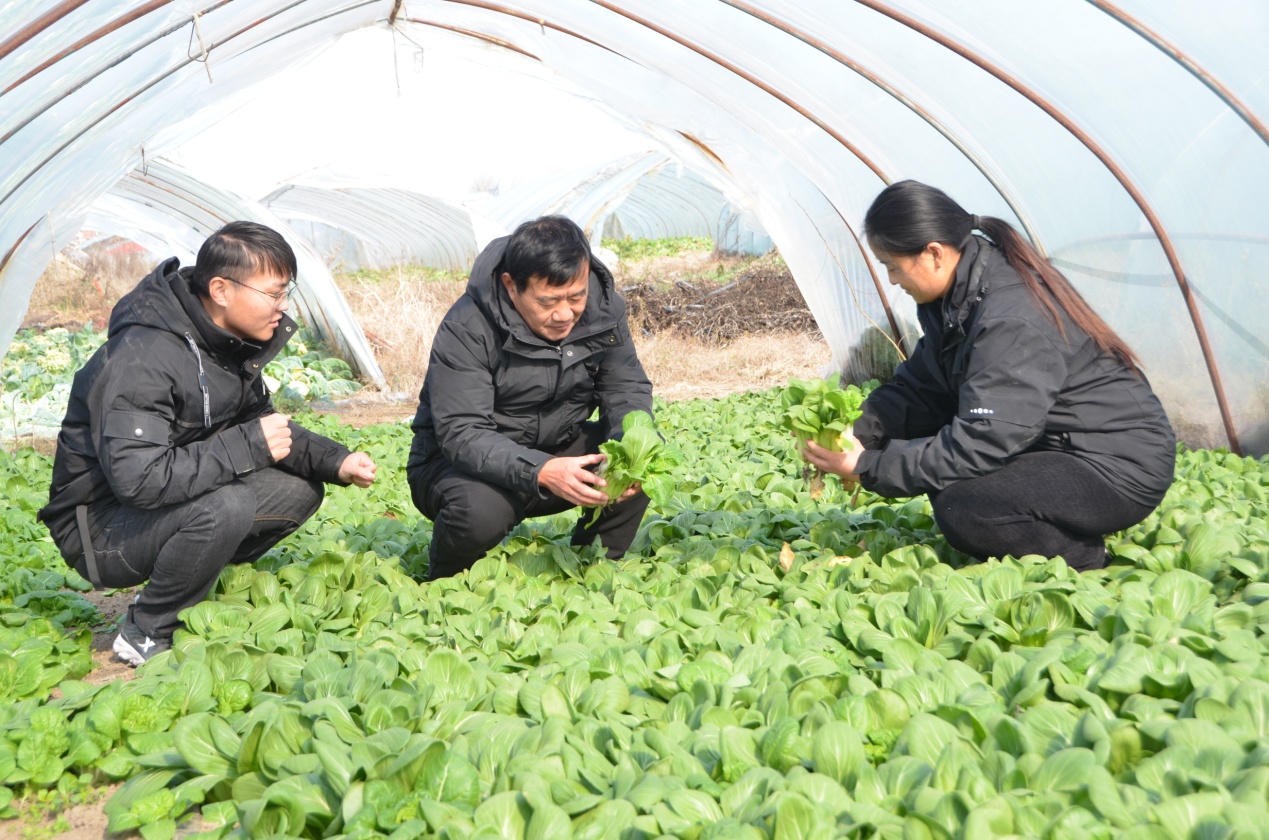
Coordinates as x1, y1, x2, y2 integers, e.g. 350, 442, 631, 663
466, 235, 621, 349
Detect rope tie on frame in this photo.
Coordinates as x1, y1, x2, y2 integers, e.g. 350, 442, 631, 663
189, 12, 213, 83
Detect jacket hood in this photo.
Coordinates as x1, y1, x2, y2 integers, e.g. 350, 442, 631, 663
465, 235, 622, 345
108, 257, 196, 339
108, 256, 296, 369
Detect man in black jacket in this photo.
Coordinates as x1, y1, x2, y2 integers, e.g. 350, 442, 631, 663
39, 222, 377, 665
408, 216, 654, 579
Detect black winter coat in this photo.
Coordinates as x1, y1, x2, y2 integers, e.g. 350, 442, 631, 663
407, 236, 653, 496
855, 236, 1176, 507
39, 258, 351, 555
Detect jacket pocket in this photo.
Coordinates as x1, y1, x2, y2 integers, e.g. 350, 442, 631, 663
103, 410, 171, 445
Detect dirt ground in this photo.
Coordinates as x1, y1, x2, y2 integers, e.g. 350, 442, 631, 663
0, 788, 117, 840
81, 591, 139, 683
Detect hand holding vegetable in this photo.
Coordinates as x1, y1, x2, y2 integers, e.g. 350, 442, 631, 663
780, 374, 875, 496
584, 411, 680, 524
538, 454, 612, 507
802, 433, 864, 482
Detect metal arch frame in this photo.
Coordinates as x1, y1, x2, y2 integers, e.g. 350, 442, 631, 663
853, 0, 1242, 454
7, 2, 1243, 441
438, 0, 891, 183
1, 0, 386, 205
404, 0, 611, 51
399, 18, 539, 59
0, 1, 391, 383
1087, 0, 1269, 148
572, 0, 914, 354
0, 0, 92, 62
2, 0, 913, 362
265, 184, 476, 270
718, 0, 1048, 258
2, 0, 181, 95
432, 0, 908, 351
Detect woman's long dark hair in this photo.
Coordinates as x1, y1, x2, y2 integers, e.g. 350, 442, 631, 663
864, 180, 1141, 372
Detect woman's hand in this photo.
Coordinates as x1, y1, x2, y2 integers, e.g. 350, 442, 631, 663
802, 433, 865, 482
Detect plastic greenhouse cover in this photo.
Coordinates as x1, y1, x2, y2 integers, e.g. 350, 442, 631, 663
262, 155, 764, 276
1, 1, 1266, 453
263, 180, 477, 273
472, 150, 770, 256
82, 159, 386, 387
595, 160, 772, 256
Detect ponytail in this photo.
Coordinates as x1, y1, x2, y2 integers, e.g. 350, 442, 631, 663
974, 214, 1140, 372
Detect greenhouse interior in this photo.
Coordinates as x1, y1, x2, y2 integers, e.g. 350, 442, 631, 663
1, 2, 1267, 838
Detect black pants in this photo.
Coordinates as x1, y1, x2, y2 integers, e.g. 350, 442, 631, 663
74, 468, 324, 639
409, 422, 650, 580
929, 451, 1157, 571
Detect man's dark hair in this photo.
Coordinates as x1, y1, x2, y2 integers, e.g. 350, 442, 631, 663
191, 221, 297, 297
501, 215, 592, 292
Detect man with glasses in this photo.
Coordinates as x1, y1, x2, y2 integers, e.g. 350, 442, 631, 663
39, 221, 377, 665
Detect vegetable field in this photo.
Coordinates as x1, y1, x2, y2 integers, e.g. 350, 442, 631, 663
1, 325, 360, 439
1, 390, 1268, 839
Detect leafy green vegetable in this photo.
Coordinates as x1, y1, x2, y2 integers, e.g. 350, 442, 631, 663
779, 373, 876, 495
589, 410, 679, 522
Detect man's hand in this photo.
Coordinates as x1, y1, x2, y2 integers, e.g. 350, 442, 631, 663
338, 452, 377, 488
261, 414, 292, 462
802, 433, 865, 482
538, 454, 611, 507
616, 482, 642, 503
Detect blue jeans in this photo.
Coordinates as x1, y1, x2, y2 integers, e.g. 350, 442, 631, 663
74, 468, 323, 639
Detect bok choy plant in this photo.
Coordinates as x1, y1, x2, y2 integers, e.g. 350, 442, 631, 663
590, 410, 679, 523
780, 374, 877, 496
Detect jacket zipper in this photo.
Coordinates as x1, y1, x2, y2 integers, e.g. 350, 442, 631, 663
183, 333, 212, 428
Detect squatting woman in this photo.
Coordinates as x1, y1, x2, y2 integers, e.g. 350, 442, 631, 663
803, 180, 1176, 571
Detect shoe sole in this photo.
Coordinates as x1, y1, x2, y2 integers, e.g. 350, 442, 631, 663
113, 634, 149, 667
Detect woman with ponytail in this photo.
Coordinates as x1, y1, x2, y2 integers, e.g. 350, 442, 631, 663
802, 180, 1175, 571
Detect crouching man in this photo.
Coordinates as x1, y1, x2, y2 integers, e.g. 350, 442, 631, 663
38, 222, 377, 665
408, 216, 653, 579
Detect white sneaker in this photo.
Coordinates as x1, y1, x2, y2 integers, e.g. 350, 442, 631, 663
113, 606, 170, 666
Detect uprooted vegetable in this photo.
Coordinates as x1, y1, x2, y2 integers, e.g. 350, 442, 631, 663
589, 410, 679, 523
780, 373, 877, 496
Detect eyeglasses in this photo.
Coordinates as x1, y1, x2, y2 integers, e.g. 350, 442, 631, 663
220, 276, 297, 305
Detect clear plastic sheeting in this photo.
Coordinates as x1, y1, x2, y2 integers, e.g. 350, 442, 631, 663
474, 151, 771, 256
263, 182, 477, 273
476, 151, 667, 242
596, 161, 773, 256
84, 159, 386, 387
0, 0, 380, 378
2, 2, 1267, 453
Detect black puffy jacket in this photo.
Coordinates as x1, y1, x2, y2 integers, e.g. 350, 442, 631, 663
855, 236, 1176, 507
39, 258, 350, 556
408, 236, 653, 495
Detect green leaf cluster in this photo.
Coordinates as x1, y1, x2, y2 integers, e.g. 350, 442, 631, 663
262, 327, 361, 405
779, 374, 876, 453
605, 236, 713, 262
591, 411, 681, 518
